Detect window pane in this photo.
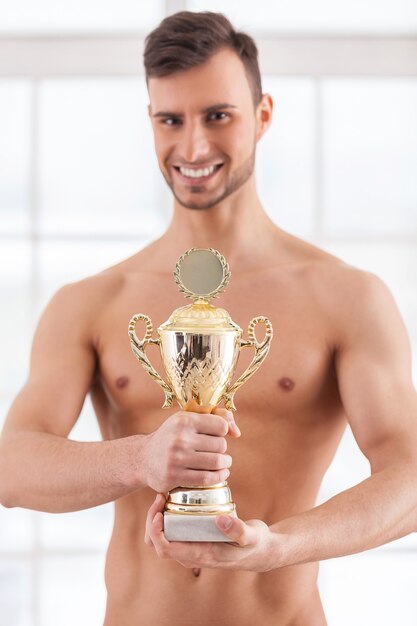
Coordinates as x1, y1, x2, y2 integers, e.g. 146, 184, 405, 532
322, 79, 417, 236
69, 396, 103, 443
258, 77, 315, 237
39, 78, 167, 236
40, 556, 106, 626
0, 505, 35, 553
0, 240, 31, 395
0, 80, 31, 233
317, 426, 369, 504
0, 560, 33, 626
320, 552, 417, 625
36, 239, 149, 311
0, 0, 164, 33
39, 504, 113, 551
188, 0, 417, 33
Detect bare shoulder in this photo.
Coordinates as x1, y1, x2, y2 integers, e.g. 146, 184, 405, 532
303, 253, 410, 354
306, 255, 392, 312
47, 269, 124, 315
40, 242, 158, 339
39, 254, 139, 343
280, 230, 387, 300
277, 229, 409, 347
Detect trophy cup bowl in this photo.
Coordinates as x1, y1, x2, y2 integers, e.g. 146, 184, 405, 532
128, 248, 273, 541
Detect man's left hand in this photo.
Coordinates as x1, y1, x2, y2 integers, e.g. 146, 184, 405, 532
145, 493, 277, 572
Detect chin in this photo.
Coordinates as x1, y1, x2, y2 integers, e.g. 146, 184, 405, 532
179, 199, 217, 211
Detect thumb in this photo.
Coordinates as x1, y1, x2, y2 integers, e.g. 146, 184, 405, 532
215, 515, 253, 546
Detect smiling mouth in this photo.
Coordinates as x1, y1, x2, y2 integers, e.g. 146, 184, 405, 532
173, 163, 224, 184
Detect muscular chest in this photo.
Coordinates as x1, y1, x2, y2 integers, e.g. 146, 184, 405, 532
93, 269, 341, 435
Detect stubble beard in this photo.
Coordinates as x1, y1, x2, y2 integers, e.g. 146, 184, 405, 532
163, 146, 256, 211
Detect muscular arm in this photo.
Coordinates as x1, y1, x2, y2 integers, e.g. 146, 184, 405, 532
270, 268, 417, 567
0, 281, 149, 513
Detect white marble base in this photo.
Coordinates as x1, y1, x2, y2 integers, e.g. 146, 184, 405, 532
164, 511, 237, 542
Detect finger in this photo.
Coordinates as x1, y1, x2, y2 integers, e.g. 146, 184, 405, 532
194, 433, 227, 454
186, 451, 232, 471
212, 407, 241, 437
145, 493, 165, 546
215, 515, 255, 546
149, 511, 175, 559
192, 413, 229, 437
145, 494, 164, 546
182, 468, 230, 487
149, 510, 171, 557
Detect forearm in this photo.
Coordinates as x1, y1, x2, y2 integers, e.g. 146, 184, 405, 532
271, 462, 417, 568
0, 431, 149, 513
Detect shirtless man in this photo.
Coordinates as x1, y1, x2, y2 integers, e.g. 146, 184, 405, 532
1, 10, 417, 626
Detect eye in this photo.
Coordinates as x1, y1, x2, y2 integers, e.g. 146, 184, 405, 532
207, 112, 229, 122
161, 117, 181, 126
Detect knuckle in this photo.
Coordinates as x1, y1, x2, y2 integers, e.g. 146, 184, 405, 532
209, 456, 221, 470
172, 434, 187, 452
201, 472, 212, 486
221, 469, 230, 481
216, 472, 225, 484
219, 437, 227, 453
173, 413, 189, 429
219, 419, 228, 436
212, 454, 230, 470
215, 455, 227, 470
211, 414, 227, 435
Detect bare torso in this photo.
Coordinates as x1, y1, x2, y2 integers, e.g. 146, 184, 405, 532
88, 235, 348, 625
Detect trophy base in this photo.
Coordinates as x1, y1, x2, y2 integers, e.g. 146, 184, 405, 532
164, 511, 237, 542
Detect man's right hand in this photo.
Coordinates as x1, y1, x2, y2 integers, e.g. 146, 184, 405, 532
143, 407, 241, 493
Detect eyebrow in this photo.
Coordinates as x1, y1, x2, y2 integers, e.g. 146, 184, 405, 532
152, 103, 237, 118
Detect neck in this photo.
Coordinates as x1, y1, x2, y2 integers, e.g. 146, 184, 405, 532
159, 177, 279, 271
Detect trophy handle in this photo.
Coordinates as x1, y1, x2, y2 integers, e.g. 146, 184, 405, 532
128, 314, 175, 409
223, 316, 273, 411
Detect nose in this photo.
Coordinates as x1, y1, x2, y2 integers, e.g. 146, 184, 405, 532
178, 120, 211, 164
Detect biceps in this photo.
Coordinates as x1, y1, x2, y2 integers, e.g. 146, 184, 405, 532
2, 344, 96, 438
335, 344, 417, 469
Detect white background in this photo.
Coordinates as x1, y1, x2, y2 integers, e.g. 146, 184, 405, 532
0, 1, 416, 625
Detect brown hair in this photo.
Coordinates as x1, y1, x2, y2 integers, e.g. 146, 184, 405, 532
144, 11, 262, 107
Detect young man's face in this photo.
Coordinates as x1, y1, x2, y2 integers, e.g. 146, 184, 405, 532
148, 47, 271, 211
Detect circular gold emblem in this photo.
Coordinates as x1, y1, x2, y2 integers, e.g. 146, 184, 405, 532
173, 248, 231, 301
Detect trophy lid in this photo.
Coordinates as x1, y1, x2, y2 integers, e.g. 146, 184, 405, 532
159, 248, 242, 334
159, 301, 242, 333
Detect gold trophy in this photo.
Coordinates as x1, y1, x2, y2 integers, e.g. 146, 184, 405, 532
128, 248, 273, 541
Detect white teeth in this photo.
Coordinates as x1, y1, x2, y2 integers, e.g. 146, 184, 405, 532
179, 165, 217, 178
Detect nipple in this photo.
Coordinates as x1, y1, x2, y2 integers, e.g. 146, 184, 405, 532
279, 377, 295, 391
116, 376, 129, 389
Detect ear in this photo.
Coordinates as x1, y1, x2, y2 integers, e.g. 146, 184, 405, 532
255, 94, 273, 142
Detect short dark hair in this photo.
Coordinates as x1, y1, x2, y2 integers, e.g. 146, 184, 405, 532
144, 11, 262, 107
